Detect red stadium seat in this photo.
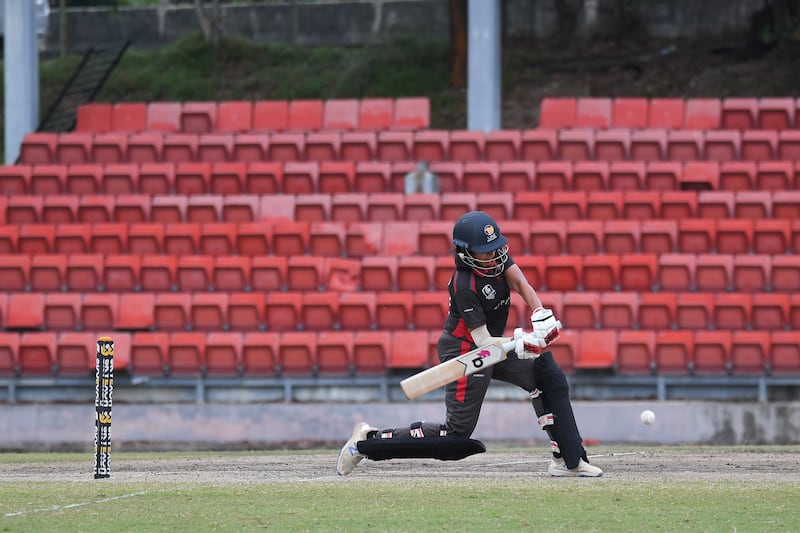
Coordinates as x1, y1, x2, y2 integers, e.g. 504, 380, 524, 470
197, 133, 233, 162
162, 134, 199, 163
758, 97, 795, 129
388, 331, 429, 369
618, 254, 657, 292
253, 100, 288, 131
56, 332, 100, 376
740, 130, 777, 161
772, 255, 800, 292
462, 161, 499, 192
278, 331, 318, 375
55, 135, 92, 167
448, 131, 487, 162
81, 293, 118, 331
227, 293, 265, 332
339, 292, 376, 331
176, 255, 213, 291
76, 102, 112, 133
575, 330, 617, 370
549, 191, 586, 220
141, 255, 178, 292
393, 97, 429, 130
317, 331, 354, 375
10, 196, 43, 224
91, 133, 128, 164
484, 130, 521, 161
231, 133, 268, 162
582, 255, 619, 291
191, 293, 228, 331
521, 129, 557, 161
288, 99, 324, 131
630, 129, 667, 161
154, 293, 191, 332
616, 330, 655, 374
666, 130, 703, 161
212, 256, 251, 292
205, 332, 242, 376
412, 130, 449, 162
358, 98, 393, 130
714, 293, 751, 331
0, 165, 31, 195
127, 133, 164, 164
693, 331, 732, 374
375, 291, 413, 330
599, 292, 638, 329
586, 190, 622, 220
340, 131, 376, 162
548, 329, 577, 373
638, 292, 675, 330
611, 98, 648, 128
345, 222, 383, 258
216, 101, 253, 133
138, 162, 175, 194
352, 331, 390, 374
130, 332, 169, 376
301, 292, 340, 332
719, 161, 756, 191
265, 292, 302, 333
594, 129, 630, 161
411, 291, 449, 330
654, 330, 694, 374
498, 161, 534, 192
752, 294, 789, 331
544, 256, 581, 291
29, 255, 65, 292
778, 130, 800, 160
354, 161, 391, 192
732, 255, 771, 293
716, 219, 753, 254
533, 161, 570, 192
19, 132, 57, 164
684, 98, 721, 129
676, 292, 714, 330
32, 164, 68, 195
114, 293, 156, 331
539, 97, 576, 128
603, 220, 639, 254
730, 331, 770, 374
565, 220, 602, 254
575, 97, 611, 128
557, 129, 593, 161
44, 293, 81, 331
678, 219, 714, 254
65, 254, 102, 292
648, 98, 685, 129
286, 256, 325, 291
146, 102, 181, 132
720, 97, 758, 130
771, 331, 800, 373
734, 191, 772, 220
18, 332, 57, 376
167, 332, 206, 376
306, 132, 341, 162
241, 332, 280, 376
704, 130, 740, 161
561, 292, 599, 329
5, 293, 45, 330
180, 101, 217, 133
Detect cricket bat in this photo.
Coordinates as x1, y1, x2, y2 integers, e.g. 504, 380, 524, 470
400, 339, 517, 400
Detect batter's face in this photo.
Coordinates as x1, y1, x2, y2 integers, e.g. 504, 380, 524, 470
472, 251, 494, 261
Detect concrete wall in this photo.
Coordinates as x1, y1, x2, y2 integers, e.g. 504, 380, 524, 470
2, 400, 798, 450
42, 0, 765, 54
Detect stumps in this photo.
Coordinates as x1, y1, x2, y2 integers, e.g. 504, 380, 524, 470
94, 336, 114, 479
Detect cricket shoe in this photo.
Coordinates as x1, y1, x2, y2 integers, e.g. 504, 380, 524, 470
336, 422, 378, 476
548, 458, 603, 477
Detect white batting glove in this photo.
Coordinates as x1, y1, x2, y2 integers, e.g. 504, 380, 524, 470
515, 332, 546, 359
531, 307, 562, 347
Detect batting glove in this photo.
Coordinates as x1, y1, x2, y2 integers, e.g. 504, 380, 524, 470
530, 307, 562, 347
515, 332, 547, 359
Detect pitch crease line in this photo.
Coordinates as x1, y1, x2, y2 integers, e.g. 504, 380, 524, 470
4, 490, 149, 518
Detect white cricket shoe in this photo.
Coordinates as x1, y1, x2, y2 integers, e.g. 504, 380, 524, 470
548, 458, 604, 477
336, 422, 377, 476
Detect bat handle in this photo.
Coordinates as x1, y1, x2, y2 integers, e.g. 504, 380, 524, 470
501, 340, 517, 353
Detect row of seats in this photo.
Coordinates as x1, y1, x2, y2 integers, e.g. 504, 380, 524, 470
3, 290, 799, 334
2, 217, 798, 257
5, 160, 799, 196
1, 253, 797, 293
75, 98, 430, 135
2, 328, 799, 378
539, 97, 800, 130
19, 128, 800, 165
3, 189, 799, 224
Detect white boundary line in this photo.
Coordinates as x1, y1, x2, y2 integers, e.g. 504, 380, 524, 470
4, 490, 149, 518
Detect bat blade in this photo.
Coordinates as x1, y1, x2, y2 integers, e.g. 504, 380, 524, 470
400, 340, 515, 400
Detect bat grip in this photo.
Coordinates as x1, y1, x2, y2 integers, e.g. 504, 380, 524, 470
502, 340, 517, 353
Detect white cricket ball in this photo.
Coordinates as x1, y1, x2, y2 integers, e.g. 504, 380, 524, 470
640, 410, 656, 425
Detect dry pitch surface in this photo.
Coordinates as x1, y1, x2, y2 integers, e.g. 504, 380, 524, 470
0, 447, 795, 483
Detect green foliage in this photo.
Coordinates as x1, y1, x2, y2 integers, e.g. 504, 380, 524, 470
74, 33, 450, 105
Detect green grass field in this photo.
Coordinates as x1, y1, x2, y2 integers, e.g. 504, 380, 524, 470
1, 447, 799, 532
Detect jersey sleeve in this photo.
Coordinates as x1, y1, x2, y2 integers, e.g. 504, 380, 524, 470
452, 288, 486, 330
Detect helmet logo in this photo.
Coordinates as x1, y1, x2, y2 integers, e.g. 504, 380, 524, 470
483, 224, 497, 242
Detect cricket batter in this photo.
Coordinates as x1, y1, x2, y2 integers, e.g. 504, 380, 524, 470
337, 211, 603, 477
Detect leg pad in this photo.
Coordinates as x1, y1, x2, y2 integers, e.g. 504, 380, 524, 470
357, 437, 486, 461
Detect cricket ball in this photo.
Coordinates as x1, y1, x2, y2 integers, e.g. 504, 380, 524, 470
640, 410, 656, 425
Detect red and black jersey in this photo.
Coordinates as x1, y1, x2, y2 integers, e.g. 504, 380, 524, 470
443, 255, 516, 342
